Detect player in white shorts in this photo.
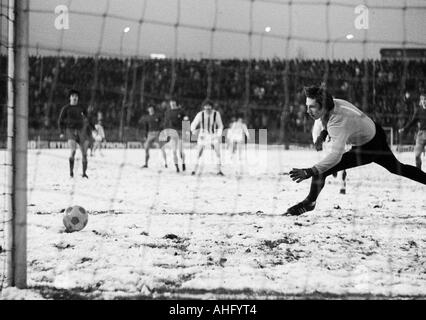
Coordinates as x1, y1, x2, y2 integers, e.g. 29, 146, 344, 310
226, 117, 236, 150
190, 99, 224, 176
312, 118, 347, 194
91, 119, 106, 156
228, 115, 250, 160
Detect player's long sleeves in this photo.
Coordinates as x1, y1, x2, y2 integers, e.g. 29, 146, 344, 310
190, 112, 202, 133
242, 123, 249, 138
312, 99, 376, 174
313, 120, 350, 174
58, 105, 68, 133
215, 111, 224, 136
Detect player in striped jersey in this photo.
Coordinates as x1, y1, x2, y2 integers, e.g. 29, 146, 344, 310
286, 86, 426, 216
190, 99, 224, 176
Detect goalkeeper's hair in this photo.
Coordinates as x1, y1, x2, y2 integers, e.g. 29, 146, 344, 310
303, 86, 334, 111
68, 89, 80, 98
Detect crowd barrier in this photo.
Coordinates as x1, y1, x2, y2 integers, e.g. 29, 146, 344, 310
0, 140, 415, 152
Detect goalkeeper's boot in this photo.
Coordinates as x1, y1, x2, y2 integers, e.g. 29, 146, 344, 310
285, 199, 316, 216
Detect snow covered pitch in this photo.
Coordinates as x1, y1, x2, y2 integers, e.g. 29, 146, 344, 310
1, 146, 425, 299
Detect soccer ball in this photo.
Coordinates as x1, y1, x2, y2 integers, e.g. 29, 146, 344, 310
63, 205, 88, 232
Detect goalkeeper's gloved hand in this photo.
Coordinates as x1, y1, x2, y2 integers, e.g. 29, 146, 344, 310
289, 168, 315, 183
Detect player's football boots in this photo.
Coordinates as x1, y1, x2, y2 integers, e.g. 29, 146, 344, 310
285, 199, 316, 216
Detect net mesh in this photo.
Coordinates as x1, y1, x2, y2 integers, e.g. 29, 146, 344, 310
1, 0, 426, 299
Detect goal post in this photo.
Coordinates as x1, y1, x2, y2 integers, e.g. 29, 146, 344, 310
6, 0, 29, 289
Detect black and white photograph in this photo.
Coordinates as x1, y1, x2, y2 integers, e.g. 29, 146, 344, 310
1, 0, 426, 305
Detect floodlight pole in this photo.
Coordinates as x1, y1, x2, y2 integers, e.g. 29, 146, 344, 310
6, 0, 29, 288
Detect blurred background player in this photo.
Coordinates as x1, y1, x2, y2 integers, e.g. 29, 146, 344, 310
139, 105, 167, 168
163, 99, 187, 172
58, 89, 94, 178
398, 92, 426, 169
91, 118, 106, 157
226, 116, 236, 150
228, 115, 250, 160
190, 99, 224, 176
312, 118, 347, 194
287, 86, 426, 216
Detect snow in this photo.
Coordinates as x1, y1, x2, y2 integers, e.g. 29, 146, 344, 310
1, 146, 426, 299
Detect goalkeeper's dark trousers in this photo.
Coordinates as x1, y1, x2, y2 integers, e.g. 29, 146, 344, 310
307, 122, 426, 202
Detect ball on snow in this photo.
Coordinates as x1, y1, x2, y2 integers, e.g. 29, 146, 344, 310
63, 205, 88, 232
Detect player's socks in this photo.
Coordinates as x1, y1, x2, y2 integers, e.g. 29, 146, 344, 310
175, 164, 180, 172
416, 158, 421, 169
285, 199, 316, 216
340, 170, 347, 194
69, 158, 74, 177
82, 160, 88, 178
165, 164, 168, 168
182, 163, 186, 171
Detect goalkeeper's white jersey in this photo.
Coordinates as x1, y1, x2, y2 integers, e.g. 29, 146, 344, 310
313, 99, 376, 174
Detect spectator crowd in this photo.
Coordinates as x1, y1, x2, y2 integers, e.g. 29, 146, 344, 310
0, 56, 425, 144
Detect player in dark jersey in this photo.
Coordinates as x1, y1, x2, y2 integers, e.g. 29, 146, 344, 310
163, 99, 187, 172
139, 105, 167, 168
58, 90, 94, 178
399, 93, 426, 169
